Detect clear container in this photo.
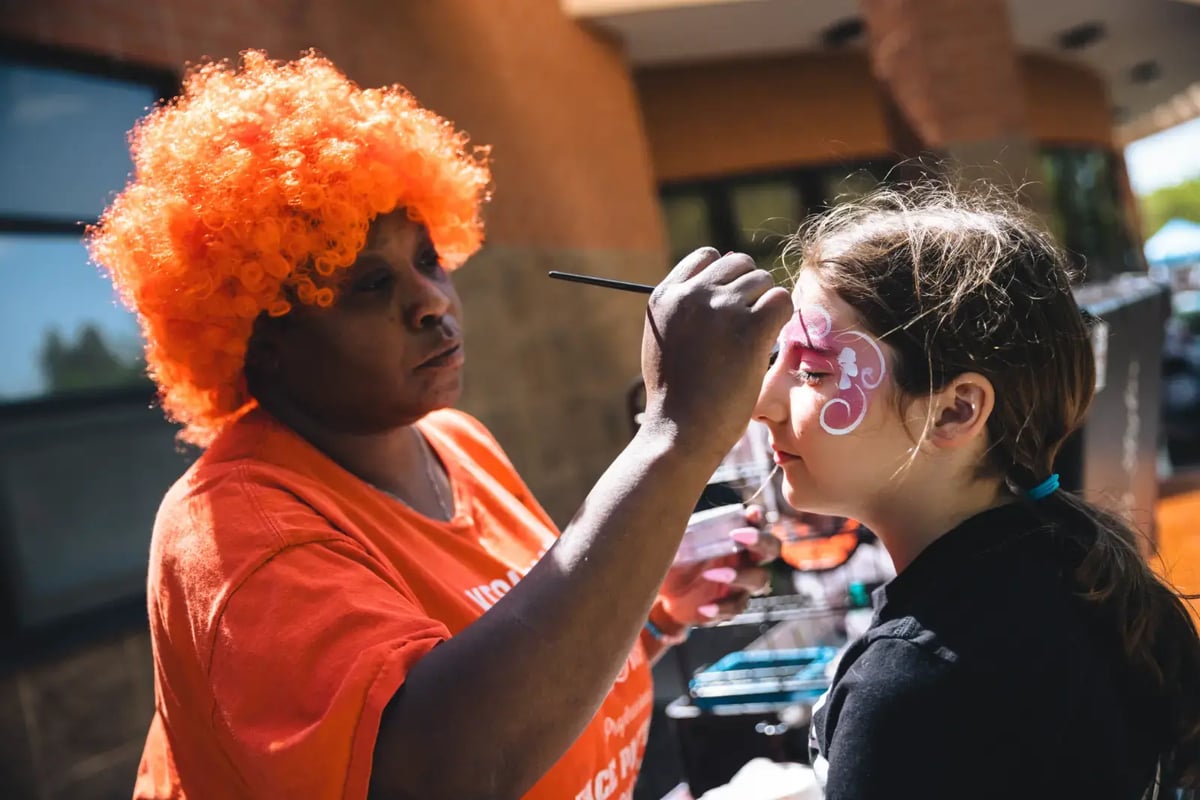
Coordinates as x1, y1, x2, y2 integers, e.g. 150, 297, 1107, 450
673, 503, 749, 565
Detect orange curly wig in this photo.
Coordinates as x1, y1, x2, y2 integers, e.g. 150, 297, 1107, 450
88, 50, 492, 446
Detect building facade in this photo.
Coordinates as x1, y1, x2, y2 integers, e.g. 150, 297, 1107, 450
1, 0, 1196, 796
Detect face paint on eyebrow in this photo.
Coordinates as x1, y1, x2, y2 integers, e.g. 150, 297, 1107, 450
781, 304, 888, 436
781, 305, 834, 353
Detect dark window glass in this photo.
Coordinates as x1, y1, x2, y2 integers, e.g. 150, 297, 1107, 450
0, 50, 180, 638
658, 160, 889, 272
0, 63, 156, 221
662, 191, 714, 264
1, 55, 169, 406
1040, 148, 1136, 280
821, 167, 881, 207
0, 233, 147, 402
729, 180, 804, 270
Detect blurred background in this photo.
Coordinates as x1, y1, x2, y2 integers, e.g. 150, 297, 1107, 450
0, 0, 1198, 797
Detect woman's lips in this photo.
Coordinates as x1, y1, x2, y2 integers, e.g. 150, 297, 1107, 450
418, 343, 464, 370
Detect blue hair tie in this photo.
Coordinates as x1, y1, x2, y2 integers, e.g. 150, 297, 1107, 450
1026, 473, 1060, 501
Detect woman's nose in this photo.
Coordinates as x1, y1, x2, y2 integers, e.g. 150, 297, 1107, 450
404, 273, 453, 330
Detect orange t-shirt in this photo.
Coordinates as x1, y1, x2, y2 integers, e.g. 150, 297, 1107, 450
134, 408, 654, 799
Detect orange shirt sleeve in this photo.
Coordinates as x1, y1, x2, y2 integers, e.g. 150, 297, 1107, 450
207, 536, 449, 800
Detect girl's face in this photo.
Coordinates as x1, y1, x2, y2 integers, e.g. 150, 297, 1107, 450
754, 270, 923, 520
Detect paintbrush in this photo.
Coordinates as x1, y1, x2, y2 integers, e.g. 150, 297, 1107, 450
547, 270, 780, 365
547, 270, 654, 294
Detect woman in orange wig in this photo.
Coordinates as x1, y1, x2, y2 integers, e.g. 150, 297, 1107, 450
90, 50, 789, 799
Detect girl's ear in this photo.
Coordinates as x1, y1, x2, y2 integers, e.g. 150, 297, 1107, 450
927, 372, 994, 450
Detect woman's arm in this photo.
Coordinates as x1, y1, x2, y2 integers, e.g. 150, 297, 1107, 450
368, 250, 791, 799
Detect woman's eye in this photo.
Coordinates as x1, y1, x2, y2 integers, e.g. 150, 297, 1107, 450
417, 245, 443, 273
353, 269, 394, 294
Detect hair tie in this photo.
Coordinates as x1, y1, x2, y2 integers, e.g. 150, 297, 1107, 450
1026, 473, 1060, 501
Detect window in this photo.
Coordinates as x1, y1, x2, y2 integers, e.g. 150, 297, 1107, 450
657, 160, 892, 272
0, 45, 176, 406
820, 166, 882, 207
661, 191, 715, 265
0, 43, 181, 638
729, 180, 804, 270
658, 156, 1136, 285
1040, 147, 1138, 280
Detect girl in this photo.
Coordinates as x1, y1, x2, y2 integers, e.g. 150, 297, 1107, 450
754, 186, 1200, 798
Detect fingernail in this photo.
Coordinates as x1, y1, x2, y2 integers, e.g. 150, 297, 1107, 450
730, 529, 759, 546
698, 603, 720, 619
702, 567, 738, 584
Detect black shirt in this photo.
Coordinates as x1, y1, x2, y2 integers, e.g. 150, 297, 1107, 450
810, 502, 1159, 799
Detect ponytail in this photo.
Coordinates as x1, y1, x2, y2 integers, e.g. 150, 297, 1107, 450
1039, 488, 1200, 789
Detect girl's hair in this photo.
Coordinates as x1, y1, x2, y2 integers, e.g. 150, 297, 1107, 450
787, 183, 1200, 788
87, 50, 491, 446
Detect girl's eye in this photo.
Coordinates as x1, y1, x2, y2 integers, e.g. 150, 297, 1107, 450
792, 367, 829, 387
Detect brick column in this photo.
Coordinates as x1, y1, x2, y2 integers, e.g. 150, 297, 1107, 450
859, 0, 1049, 212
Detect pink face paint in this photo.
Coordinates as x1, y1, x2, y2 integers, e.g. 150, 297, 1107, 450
778, 304, 888, 436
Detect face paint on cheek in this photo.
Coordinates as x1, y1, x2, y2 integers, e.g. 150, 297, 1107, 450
784, 304, 887, 436
819, 331, 887, 435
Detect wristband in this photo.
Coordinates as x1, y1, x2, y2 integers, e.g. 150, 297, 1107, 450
644, 601, 690, 646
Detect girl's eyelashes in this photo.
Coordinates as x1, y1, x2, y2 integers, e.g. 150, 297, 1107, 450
779, 342, 834, 387
792, 367, 829, 387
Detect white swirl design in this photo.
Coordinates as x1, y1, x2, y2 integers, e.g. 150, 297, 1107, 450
819, 329, 887, 435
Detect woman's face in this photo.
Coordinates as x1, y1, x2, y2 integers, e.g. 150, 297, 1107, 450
251, 211, 466, 433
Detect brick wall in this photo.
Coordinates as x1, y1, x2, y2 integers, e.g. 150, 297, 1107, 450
1, 629, 154, 799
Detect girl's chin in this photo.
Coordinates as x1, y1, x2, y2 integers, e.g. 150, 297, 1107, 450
780, 481, 846, 519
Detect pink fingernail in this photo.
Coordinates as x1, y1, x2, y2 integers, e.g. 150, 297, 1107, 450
698, 603, 720, 619
730, 529, 759, 546
702, 567, 738, 584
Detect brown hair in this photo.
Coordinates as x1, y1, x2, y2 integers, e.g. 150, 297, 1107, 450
787, 183, 1200, 788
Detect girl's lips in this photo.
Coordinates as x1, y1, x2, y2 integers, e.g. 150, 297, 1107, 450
772, 447, 799, 465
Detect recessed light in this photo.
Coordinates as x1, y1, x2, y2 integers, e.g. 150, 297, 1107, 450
1130, 60, 1161, 84
822, 17, 865, 48
1058, 22, 1106, 50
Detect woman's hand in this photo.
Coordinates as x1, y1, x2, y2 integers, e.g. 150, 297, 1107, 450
658, 507, 782, 626
639, 248, 793, 463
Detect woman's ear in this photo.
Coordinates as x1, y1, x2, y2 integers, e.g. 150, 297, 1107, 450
927, 372, 994, 450
244, 313, 285, 380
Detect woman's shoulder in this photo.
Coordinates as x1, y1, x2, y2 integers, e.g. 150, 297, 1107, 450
151, 452, 350, 601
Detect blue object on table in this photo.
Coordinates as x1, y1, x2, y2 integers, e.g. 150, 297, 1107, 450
688, 647, 838, 710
